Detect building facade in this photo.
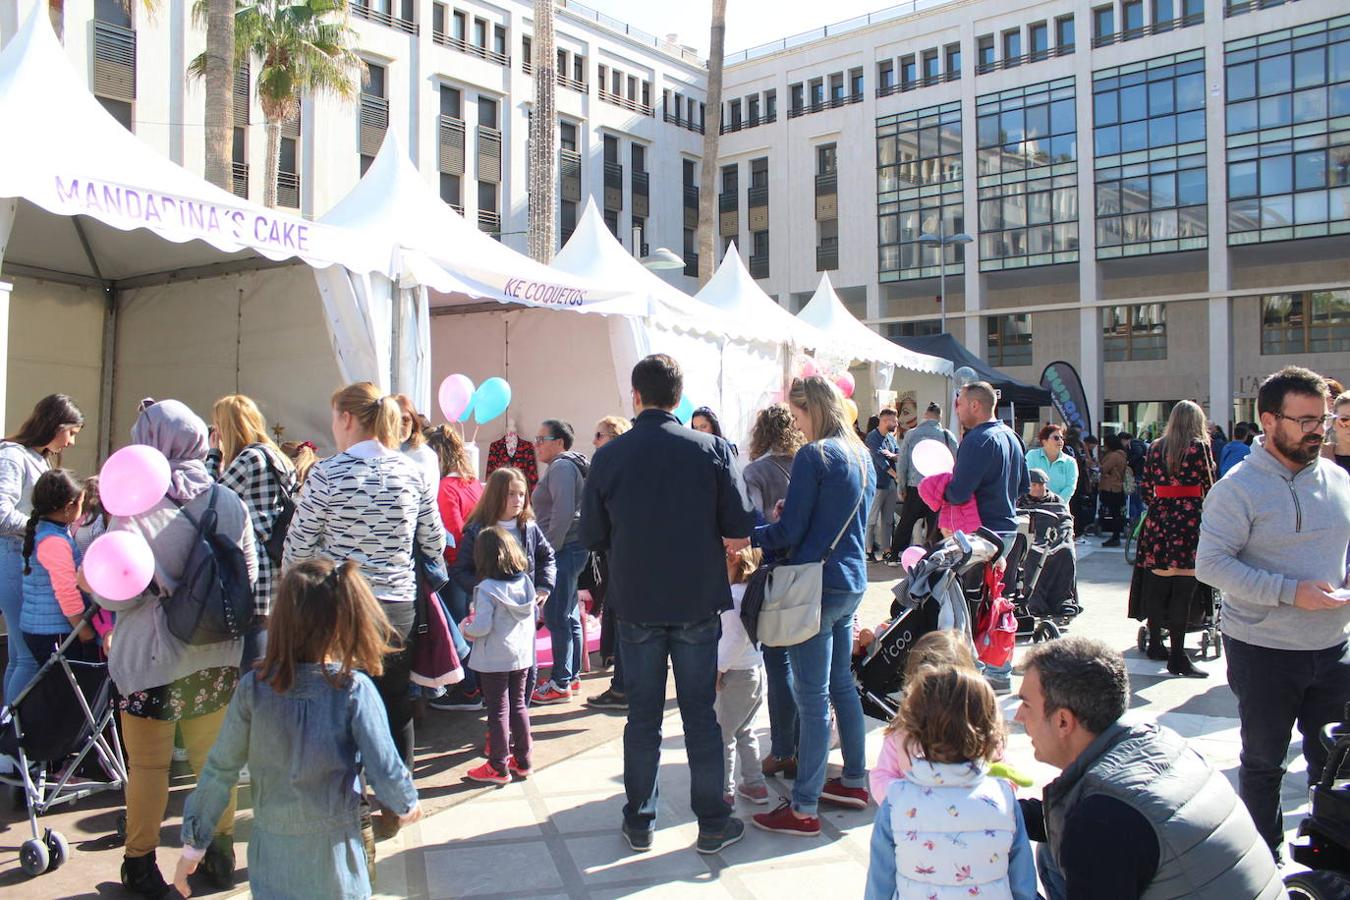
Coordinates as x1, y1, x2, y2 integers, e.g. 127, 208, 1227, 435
3, 0, 1347, 437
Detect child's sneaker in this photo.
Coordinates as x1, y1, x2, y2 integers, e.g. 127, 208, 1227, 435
752, 801, 820, 836
737, 783, 771, 805
819, 778, 869, 809
569, 680, 581, 696
508, 758, 532, 779
465, 762, 510, 785
531, 682, 570, 705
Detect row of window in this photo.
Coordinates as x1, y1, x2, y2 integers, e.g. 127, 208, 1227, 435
723, 90, 778, 133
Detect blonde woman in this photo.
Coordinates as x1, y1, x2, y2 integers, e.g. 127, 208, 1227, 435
586, 414, 633, 712
209, 395, 297, 669
1137, 400, 1215, 677
394, 394, 439, 492
748, 376, 876, 837
593, 415, 632, 450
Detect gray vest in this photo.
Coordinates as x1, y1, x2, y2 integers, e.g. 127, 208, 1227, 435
1044, 723, 1283, 900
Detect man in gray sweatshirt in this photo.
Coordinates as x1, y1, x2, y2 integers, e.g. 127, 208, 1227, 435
531, 419, 589, 704
1196, 365, 1350, 860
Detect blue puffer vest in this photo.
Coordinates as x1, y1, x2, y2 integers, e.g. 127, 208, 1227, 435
21, 520, 82, 635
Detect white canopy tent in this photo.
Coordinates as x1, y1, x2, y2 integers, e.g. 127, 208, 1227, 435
797, 274, 952, 421
0, 8, 391, 468
694, 242, 836, 355
551, 202, 784, 450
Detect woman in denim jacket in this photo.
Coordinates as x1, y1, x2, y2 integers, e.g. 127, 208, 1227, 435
176, 560, 419, 899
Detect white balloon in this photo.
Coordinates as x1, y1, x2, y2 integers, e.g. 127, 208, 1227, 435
912, 439, 956, 478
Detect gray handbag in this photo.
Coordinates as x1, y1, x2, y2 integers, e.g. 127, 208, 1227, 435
758, 443, 868, 648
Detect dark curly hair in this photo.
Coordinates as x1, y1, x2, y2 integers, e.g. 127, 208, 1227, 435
23, 469, 82, 575
748, 403, 805, 461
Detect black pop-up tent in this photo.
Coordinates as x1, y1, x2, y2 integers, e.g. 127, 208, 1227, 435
889, 333, 1052, 407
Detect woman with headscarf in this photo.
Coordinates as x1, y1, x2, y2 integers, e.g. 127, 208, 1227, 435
88, 400, 258, 897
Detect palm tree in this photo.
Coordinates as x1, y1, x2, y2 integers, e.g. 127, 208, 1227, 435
697, 0, 727, 286
191, 0, 362, 208
203, 0, 235, 191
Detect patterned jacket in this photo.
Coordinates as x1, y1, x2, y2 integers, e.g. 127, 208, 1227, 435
208, 444, 297, 616
486, 437, 539, 492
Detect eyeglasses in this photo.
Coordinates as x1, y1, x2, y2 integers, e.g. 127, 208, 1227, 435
594, 431, 613, 441
535, 435, 557, 443
1048, 434, 1064, 442
1274, 412, 1334, 434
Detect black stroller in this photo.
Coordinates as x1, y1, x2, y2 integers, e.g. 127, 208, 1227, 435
1131, 577, 1223, 661
0, 608, 127, 876
854, 529, 1004, 722
1005, 501, 1081, 643
1286, 703, 1350, 898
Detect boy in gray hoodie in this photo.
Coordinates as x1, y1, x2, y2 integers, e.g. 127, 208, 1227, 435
1196, 365, 1350, 860
462, 526, 537, 784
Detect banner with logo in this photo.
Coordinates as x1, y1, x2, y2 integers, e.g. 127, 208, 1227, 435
1040, 361, 1093, 436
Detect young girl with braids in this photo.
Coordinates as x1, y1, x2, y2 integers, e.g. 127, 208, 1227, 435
19, 469, 98, 666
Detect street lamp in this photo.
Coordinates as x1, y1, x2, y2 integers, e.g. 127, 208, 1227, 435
631, 225, 685, 270
918, 223, 972, 333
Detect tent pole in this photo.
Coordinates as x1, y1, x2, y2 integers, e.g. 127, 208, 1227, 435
0, 198, 15, 431
97, 285, 119, 465
390, 283, 403, 396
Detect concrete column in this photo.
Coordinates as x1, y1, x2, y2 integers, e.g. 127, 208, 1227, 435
0, 196, 14, 430
1072, 19, 1102, 430
1204, 7, 1233, 431
959, 16, 981, 351
865, 280, 880, 322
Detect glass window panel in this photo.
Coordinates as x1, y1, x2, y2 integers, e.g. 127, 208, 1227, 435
979, 148, 1002, 176
940, 123, 962, 155
1177, 168, 1206, 205
1054, 186, 1078, 220
1151, 208, 1178, 239
1149, 115, 1177, 148
1051, 99, 1075, 135
1175, 73, 1204, 111
1331, 41, 1350, 82
1151, 172, 1177, 207
1120, 84, 1147, 122
1293, 49, 1326, 89
1124, 212, 1151, 243
1002, 144, 1026, 171
1121, 123, 1149, 152
1149, 80, 1175, 116
1000, 109, 1025, 143
1178, 206, 1206, 236
1050, 133, 1076, 164
1261, 194, 1293, 228
1229, 161, 1258, 198
1004, 193, 1028, 227
878, 138, 897, 167
1295, 190, 1328, 224
1228, 198, 1261, 231
1332, 147, 1350, 186
980, 198, 1003, 229
1259, 95, 1292, 129
1176, 110, 1205, 143
1261, 155, 1292, 195
1123, 176, 1150, 211
1258, 55, 1292, 96
978, 114, 1000, 148
1054, 222, 1078, 251
1095, 125, 1121, 156
1025, 105, 1050, 140
1027, 191, 1052, 224
1295, 150, 1328, 191
1027, 225, 1053, 254
1332, 83, 1350, 118
1293, 87, 1327, 124
1227, 63, 1256, 102
1098, 216, 1122, 245
1094, 91, 1119, 126
980, 233, 1002, 258
919, 126, 941, 158
1227, 100, 1258, 134
1097, 181, 1122, 215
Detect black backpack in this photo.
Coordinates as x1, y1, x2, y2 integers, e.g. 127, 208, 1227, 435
162, 486, 256, 646
258, 449, 296, 565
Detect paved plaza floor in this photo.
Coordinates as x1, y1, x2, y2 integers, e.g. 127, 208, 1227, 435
0, 543, 1317, 897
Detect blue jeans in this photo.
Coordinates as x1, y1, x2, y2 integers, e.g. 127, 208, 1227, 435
1224, 635, 1350, 852
241, 622, 268, 673
0, 537, 36, 706
787, 588, 868, 815
1127, 490, 1144, 522
544, 542, 586, 688
618, 615, 730, 833
610, 640, 625, 694
763, 645, 799, 759
438, 580, 476, 692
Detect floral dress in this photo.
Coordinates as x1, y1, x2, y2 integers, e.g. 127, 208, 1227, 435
1137, 439, 1215, 571
119, 667, 239, 721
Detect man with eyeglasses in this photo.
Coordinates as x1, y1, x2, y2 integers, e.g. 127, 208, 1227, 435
1197, 365, 1350, 864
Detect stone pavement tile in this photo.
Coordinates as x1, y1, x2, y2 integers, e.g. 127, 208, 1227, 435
541, 790, 625, 834
589, 878, 735, 899
532, 754, 628, 796
715, 818, 853, 869
566, 827, 712, 886
418, 796, 542, 844
423, 840, 565, 898
735, 859, 867, 899
1152, 711, 1240, 741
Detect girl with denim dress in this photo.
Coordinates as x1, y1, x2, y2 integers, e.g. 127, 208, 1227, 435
174, 560, 420, 900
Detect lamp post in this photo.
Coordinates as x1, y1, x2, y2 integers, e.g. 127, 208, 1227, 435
631, 225, 685, 270
918, 223, 973, 334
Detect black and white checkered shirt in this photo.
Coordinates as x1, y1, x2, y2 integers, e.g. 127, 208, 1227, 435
207, 444, 296, 616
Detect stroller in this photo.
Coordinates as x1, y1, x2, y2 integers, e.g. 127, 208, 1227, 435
1133, 580, 1223, 661
0, 607, 127, 877
853, 528, 1004, 722
1285, 703, 1350, 898
1005, 503, 1081, 643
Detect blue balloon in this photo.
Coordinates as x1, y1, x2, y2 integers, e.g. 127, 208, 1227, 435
674, 395, 695, 424
472, 377, 513, 425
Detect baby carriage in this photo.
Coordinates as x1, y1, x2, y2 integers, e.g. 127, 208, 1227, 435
1132, 580, 1223, 660
853, 528, 1004, 722
1285, 703, 1350, 898
0, 608, 127, 876
1005, 503, 1081, 643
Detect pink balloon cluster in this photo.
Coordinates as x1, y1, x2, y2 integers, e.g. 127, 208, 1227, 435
99, 445, 171, 517
84, 531, 155, 601
438, 374, 475, 423
835, 372, 855, 399
900, 545, 926, 572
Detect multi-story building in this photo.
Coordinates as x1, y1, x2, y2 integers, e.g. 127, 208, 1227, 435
6, 0, 1347, 435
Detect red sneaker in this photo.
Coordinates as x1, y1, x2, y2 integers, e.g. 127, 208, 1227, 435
569, 680, 581, 696
819, 778, 869, 809
508, 758, 532, 779
737, 783, 771, 805
752, 800, 821, 836
531, 683, 570, 705
465, 762, 510, 785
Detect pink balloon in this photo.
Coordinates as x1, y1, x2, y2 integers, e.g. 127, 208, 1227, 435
438, 374, 475, 422
836, 372, 856, 399
83, 531, 156, 602
800, 359, 817, 379
99, 445, 171, 517
900, 546, 927, 572
911, 438, 956, 478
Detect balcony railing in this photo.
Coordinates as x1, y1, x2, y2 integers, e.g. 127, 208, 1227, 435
684, 185, 699, 207
477, 209, 501, 236
683, 252, 699, 278
749, 254, 769, 278
815, 173, 837, 196
231, 162, 248, 199
92, 21, 136, 101
663, 110, 704, 134
477, 125, 502, 183
816, 243, 839, 271
352, 2, 417, 35
720, 112, 778, 134
359, 94, 388, 155
559, 148, 582, 201
557, 73, 587, 93
719, 191, 738, 212
786, 93, 863, 119
976, 43, 1074, 74
603, 161, 623, 211
598, 88, 653, 116
1092, 12, 1202, 47
432, 30, 509, 66
748, 185, 769, 208
1225, 0, 1289, 15
438, 115, 465, 173
276, 170, 300, 209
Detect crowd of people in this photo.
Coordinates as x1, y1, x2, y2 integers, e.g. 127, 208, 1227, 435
0, 356, 1345, 899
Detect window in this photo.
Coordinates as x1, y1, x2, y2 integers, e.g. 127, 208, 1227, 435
900, 56, 916, 90
1029, 22, 1049, 61
641, 82, 651, 109
556, 47, 566, 73
722, 163, 738, 194
359, 154, 375, 176
750, 230, 770, 278
432, 2, 445, 35
1093, 6, 1115, 42
809, 78, 824, 107
1122, 0, 1144, 37
1103, 305, 1167, 361
750, 157, 769, 190
877, 101, 965, 281
574, 55, 585, 84
439, 172, 461, 207
1153, 0, 1175, 29
946, 44, 961, 78
597, 63, 607, 91
561, 199, 577, 246
976, 77, 1079, 271
627, 75, 637, 101
879, 60, 895, 92
363, 61, 385, 98
1224, 18, 1350, 244
440, 84, 461, 119
922, 52, 939, 84
830, 72, 845, 102
493, 24, 506, 57
765, 89, 777, 119
473, 18, 486, 48
98, 97, 133, 130
94, 0, 131, 27
1261, 290, 1350, 355
817, 218, 839, 271
790, 82, 804, 113
986, 315, 1033, 367
1094, 49, 1208, 257
978, 35, 995, 69
1056, 15, 1075, 51
611, 69, 621, 95
1003, 29, 1022, 66
452, 10, 465, 40
850, 67, 864, 99
522, 35, 532, 67
478, 96, 498, 128
885, 321, 942, 339
729, 98, 742, 129
603, 209, 619, 238
747, 94, 760, 124
818, 143, 837, 176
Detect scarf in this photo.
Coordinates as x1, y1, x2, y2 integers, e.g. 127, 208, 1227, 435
129, 399, 213, 502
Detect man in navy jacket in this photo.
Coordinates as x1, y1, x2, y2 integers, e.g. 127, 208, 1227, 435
580, 353, 755, 856
947, 381, 1031, 535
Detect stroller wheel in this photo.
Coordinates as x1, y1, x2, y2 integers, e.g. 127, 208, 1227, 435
1137, 626, 1148, 653
1285, 869, 1350, 900
43, 829, 69, 871
1033, 621, 1061, 643
19, 837, 50, 876
1199, 632, 1211, 658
